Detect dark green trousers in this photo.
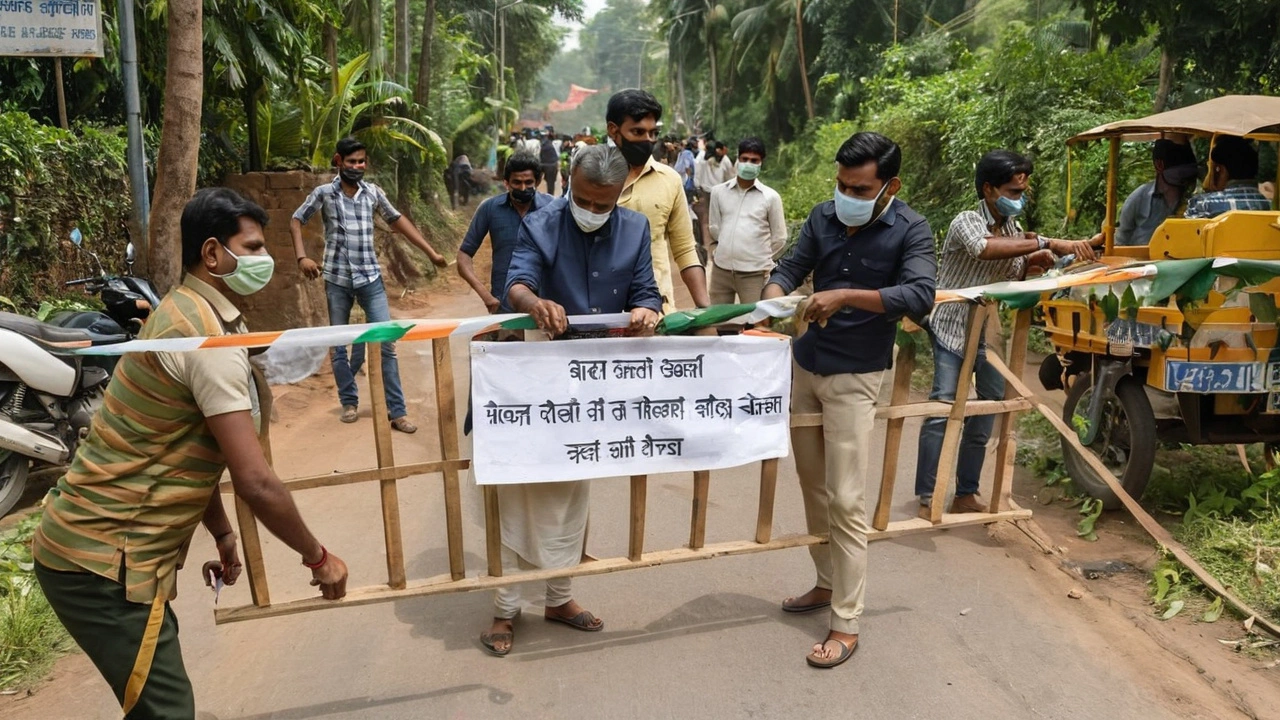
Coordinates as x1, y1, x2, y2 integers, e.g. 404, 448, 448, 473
35, 562, 195, 720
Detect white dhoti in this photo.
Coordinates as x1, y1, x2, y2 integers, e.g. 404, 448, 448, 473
492, 480, 589, 618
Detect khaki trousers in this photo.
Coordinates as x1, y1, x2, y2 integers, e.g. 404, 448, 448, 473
709, 264, 768, 305
790, 363, 884, 634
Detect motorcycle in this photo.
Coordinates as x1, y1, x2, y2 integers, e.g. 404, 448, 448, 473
0, 229, 160, 516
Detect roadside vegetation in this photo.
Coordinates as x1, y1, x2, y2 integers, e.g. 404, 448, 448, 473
0, 514, 71, 692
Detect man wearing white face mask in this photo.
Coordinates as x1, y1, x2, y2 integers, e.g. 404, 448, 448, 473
707, 136, 787, 304
763, 131, 936, 670
478, 146, 661, 657
916, 150, 1095, 518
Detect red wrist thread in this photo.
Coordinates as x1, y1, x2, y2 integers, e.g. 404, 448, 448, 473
302, 546, 328, 569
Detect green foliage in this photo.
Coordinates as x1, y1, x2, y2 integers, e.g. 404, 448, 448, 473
1015, 411, 1071, 486
0, 514, 72, 692
1077, 497, 1103, 540
0, 113, 131, 311
854, 25, 1156, 237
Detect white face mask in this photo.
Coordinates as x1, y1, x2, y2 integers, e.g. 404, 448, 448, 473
570, 196, 611, 233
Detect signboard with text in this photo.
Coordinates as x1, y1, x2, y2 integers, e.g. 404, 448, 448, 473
471, 335, 792, 485
0, 0, 103, 57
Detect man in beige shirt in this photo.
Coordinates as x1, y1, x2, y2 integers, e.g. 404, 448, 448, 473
708, 137, 788, 304
606, 89, 711, 313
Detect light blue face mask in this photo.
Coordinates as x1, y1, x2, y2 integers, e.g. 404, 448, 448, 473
995, 195, 1025, 218
833, 183, 888, 227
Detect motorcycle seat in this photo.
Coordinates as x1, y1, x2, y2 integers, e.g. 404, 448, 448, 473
0, 311, 127, 347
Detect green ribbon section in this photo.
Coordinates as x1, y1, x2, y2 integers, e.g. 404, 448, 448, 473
351, 321, 415, 344
658, 303, 757, 335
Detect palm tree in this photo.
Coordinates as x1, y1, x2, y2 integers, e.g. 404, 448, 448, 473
660, 0, 725, 129
729, 0, 818, 122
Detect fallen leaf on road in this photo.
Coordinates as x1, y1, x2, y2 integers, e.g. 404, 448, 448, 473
1202, 597, 1223, 623
1161, 600, 1185, 620
1244, 615, 1257, 633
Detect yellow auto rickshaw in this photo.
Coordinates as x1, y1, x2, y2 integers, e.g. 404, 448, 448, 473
1038, 95, 1280, 508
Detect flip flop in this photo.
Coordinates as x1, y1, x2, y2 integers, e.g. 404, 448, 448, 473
480, 631, 513, 657
544, 610, 604, 632
806, 636, 858, 669
782, 598, 831, 614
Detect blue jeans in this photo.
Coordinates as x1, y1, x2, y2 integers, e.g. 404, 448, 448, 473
325, 279, 407, 419
915, 334, 1006, 500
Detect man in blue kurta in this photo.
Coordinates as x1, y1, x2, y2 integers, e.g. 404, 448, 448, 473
478, 145, 661, 657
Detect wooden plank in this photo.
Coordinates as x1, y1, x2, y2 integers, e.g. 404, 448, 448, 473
432, 337, 466, 581
986, 353, 1280, 640
236, 385, 276, 607
234, 495, 271, 607
755, 458, 779, 543
629, 475, 647, 561
368, 344, 406, 589
216, 459, 472, 494
689, 470, 711, 549
483, 485, 502, 577
215, 507, 1032, 624
930, 304, 987, 524
789, 398, 1032, 429
989, 308, 1032, 513
874, 337, 916, 531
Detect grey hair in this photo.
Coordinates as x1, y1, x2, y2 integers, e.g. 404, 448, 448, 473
569, 145, 629, 186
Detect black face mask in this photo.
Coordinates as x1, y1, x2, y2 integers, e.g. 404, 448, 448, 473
510, 187, 535, 205
339, 167, 365, 184
617, 137, 655, 167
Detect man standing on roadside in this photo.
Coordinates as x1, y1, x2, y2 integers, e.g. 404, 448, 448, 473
291, 137, 448, 433
457, 152, 553, 312
478, 145, 662, 657
540, 132, 562, 196
916, 150, 1095, 517
764, 132, 936, 669
34, 188, 349, 718
708, 136, 787, 304
606, 89, 711, 313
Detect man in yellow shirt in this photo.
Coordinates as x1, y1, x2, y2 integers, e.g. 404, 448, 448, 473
605, 89, 711, 313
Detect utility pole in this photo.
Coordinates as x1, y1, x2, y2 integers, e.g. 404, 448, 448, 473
118, 0, 150, 253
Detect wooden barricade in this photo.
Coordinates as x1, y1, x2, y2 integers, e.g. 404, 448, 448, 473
215, 306, 1034, 624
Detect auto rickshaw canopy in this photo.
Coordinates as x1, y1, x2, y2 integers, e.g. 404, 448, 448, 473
1068, 94, 1280, 144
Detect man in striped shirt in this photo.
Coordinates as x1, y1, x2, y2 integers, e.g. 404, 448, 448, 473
916, 150, 1096, 516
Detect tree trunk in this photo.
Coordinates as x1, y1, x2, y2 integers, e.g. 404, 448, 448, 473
706, 30, 718, 129
147, 0, 202, 295
795, 0, 814, 121
1154, 46, 1174, 113
394, 0, 410, 85
324, 22, 338, 94
676, 56, 689, 132
369, 0, 385, 75
414, 0, 435, 108
244, 79, 262, 172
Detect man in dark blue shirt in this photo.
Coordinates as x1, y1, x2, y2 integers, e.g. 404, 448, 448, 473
505, 146, 663, 332
478, 145, 661, 658
764, 131, 936, 669
457, 153, 553, 313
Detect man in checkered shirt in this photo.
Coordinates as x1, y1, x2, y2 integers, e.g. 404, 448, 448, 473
1185, 136, 1273, 219
915, 150, 1097, 516
290, 137, 448, 433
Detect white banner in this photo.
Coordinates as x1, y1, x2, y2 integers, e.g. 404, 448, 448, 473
471, 335, 792, 484
0, 0, 103, 57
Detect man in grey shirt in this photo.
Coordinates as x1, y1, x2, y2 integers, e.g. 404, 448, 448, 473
1115, 139, 1198, 247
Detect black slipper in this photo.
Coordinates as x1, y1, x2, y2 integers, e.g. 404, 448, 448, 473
544, 610, 604, 632
782, 598, 831, 614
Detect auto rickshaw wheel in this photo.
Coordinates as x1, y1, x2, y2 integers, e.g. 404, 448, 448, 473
1061, 372, 1157, 510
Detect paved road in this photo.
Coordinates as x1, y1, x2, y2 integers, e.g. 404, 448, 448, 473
11, 280, 1243, 720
